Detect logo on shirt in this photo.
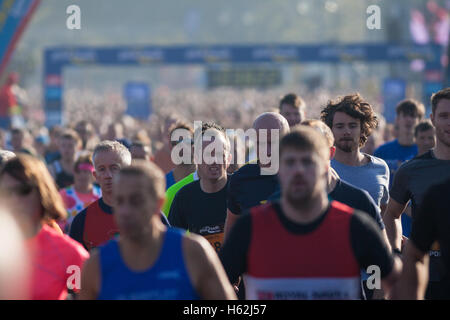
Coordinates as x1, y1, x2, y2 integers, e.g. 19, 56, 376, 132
199, 225, 221, 234
157, 270, 181, 280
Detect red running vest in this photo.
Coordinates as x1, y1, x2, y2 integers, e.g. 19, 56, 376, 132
245, 201, 361, 300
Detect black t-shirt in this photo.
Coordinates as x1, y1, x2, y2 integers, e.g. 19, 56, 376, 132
169, 179, 229, 253
227, 162, 279, 215
267, 179, 384, 230
411, 178, 450, 297
390, 150, 450, 283
330, 179, 385, 230
50, 160, 74, 189
219, 201, 394, 286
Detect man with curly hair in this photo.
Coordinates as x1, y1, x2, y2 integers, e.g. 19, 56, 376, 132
321, 93, 389, 214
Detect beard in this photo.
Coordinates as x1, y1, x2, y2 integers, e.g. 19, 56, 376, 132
335, 138, 358, 153
284, 181, 316, 209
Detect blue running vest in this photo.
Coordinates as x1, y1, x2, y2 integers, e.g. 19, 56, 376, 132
98, 228, 200, 300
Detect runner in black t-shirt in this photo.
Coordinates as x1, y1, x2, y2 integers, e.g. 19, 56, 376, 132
169, 122, 231, 253
384, 88, 450, 299
224, 112, 290, 237
392, 178, 450, 299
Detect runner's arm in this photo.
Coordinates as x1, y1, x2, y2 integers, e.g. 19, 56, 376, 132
220, 213, 251, 284
78, 249, 101, 300
184, 235, 237, 300
390, 241, 429, 299
224, 209, 240, 240
392, 186, 438, 299
383, 198, 407, 252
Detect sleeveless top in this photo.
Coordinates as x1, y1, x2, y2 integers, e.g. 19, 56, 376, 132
98, 228, 200, 300
245, 201, 361, 300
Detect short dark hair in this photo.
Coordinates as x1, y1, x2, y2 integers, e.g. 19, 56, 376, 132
168, 120, 194, 138
279, 93, 305, 110
396, 99, 425, 119
414, 120, 435, 137
431, 87, 450, 114
118, 160, 165, 201
280, 126, 330, 162
193, 122, 229, 152
320, 93, 378, 147
60, 129, 81, 147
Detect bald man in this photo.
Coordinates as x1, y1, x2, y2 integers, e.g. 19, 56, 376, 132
224, 112, 290, 238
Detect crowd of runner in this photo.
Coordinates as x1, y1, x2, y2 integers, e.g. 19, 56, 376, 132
0, 86, 449, 300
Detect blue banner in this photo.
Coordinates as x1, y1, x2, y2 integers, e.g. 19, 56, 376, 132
124, 82, 151, 120
383, 79, 406, 123
43, 43, 444, 127
0, 0, 40, 76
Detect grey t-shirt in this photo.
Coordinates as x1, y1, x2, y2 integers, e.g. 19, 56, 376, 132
390, 149, 450, 283
331, 154, 389, 208
390, 150, 450, 219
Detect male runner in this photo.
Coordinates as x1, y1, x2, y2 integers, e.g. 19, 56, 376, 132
80, 161, 236, 300
224, 112, 289, 237
392, 178, 450, 299
70, 141, 169, 251
69, 140, 131, 250
321, 93, 389, 213
374, 99, 424, 179
279, 93, 306, 127
414, 120, 436, 156
165, 121, 196, 189
268, 119, 389, 299
374, 100, 425, 236
169, 123, 231, 253
384, 87, 450, 299
48, 129, 82, 189
219, 127, 401, 300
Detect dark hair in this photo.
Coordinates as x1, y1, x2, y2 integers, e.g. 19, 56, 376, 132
414, 120, 435, 137
320, 93, 378, 147
11, 128, 26, 136
193, 122, 229, 152
431, 87, 450, 114
279, 93, 305, 110
60, 129, 82, 147
396, 99, 425, 119
118, 160, 165, 202
280, 126, 330, 161
130, 141, 151, 155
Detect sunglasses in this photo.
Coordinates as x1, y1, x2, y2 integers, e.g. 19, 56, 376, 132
0, 184, 34, 197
